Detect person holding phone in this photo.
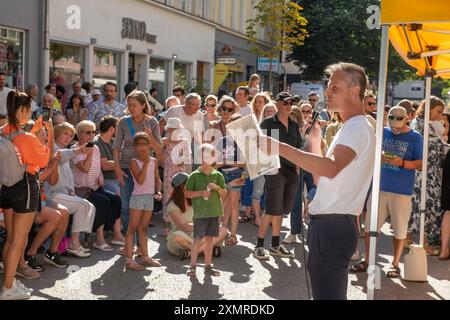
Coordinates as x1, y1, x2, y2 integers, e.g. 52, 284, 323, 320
33, 94, 63, 123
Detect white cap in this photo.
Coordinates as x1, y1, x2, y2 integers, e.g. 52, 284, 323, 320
164, 117, 185, 130
92, 88, 101, 96
80, 88, 87, 97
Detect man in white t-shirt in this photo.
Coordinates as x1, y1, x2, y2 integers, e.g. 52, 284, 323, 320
259, 62, 375, 300
235, 86, 252, 116
0, 72, 12, 116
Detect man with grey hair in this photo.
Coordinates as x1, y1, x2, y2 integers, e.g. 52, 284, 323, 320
259, 62, 375, 299
159, 93, 204, 140
156, 95, 181, 122
33, 93, 63, 121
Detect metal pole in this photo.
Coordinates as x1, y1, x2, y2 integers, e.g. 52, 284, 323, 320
367, 25, 389, 301
420, 76, 432, 246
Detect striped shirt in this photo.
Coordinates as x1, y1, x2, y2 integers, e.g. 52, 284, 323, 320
71, 143, 103, 190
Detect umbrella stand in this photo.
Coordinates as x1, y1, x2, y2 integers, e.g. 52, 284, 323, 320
367, 25, 390, 301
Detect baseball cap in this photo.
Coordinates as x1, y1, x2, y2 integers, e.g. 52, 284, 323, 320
92, 89, 101, 96
388, 106, 407, 128
171, 172, 189, 188
276, 91, 293, 102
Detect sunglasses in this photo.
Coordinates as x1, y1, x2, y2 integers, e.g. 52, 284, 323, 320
309, 99, 318, 102
84, 131, 96, 135
367, 102, 377, 107
206, 104, 217, 108
221, 107, 234, 113
283, 101, 293, 106
301, 109, 312, 114
388, 115, 405, 121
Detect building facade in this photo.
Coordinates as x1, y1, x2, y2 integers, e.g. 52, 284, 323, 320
0, 0, 44, 92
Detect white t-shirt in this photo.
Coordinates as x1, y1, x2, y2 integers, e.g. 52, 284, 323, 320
164, 105, 204, 139
0, 87, 12, 116
239, 105, 252, 117
309, 115, 375, 216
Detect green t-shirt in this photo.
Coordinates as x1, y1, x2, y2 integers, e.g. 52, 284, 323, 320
185, 168, 226, 219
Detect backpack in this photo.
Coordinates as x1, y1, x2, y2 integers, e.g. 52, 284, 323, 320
0, 129, 26, 187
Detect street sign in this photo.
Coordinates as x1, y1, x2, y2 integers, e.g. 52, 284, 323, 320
216, 57, 237, 65
257, 57, 280, 73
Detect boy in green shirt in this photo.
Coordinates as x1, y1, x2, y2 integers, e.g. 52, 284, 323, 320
185, 144, 227, 277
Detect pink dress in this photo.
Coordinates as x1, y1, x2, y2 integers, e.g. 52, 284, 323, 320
162, 139, 192, 221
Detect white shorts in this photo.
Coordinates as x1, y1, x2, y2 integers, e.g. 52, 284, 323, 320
365, 191, 412, 239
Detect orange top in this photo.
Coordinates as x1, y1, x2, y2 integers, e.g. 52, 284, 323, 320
2, 124, 50, 174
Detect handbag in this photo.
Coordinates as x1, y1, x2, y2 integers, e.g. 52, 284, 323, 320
74, 187, 93, 199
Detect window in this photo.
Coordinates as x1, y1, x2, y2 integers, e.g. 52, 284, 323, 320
93, 49, 121, 88
149, 58, 169, 103
174, 62, 191, 88
49, 42, 85, 88
0, 26, 24, 89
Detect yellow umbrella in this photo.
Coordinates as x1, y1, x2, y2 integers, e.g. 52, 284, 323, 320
368, 0, 450, 300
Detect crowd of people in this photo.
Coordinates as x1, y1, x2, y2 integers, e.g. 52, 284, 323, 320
0, 66, 449, 300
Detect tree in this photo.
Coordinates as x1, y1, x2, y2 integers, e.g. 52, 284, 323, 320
288, 0, 413, 83
246, 0, 308, 93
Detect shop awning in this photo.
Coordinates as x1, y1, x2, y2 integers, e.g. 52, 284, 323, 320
381, 0, 450, 78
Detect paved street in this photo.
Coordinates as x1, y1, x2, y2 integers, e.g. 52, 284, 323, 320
15, 213, 449, 300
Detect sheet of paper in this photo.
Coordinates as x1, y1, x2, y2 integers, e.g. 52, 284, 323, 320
226, 114, 280, 180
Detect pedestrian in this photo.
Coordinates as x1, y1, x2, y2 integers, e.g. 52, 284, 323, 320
185, 144, 227, 277
125, 132, 162, 270
90, 82, 126, 126
173, 86, 186, 105
162, 118, 192, 237
251, 93, 270, 124
350, 106, 423, 278
258, 63, 375, 300
248, 74, 261, 97
65, 94, 89, 127
0, 91, 51, 300
253, 92, 302, 260
203, 95, 220, 130
261, 103, 277, 120
235, 86, 252, 116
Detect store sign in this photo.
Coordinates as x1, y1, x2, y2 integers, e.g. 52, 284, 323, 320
121, 17, 157, 44
66, 5, 81, 30
257, 58, 280, 73
366, 5, 381, 30
216, 57, 237, 65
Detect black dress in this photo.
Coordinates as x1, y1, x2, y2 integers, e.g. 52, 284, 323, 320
441, 150, 450, 211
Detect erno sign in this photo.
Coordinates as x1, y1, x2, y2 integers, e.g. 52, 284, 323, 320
121, 17, 157, 44
216, 57, 237, 65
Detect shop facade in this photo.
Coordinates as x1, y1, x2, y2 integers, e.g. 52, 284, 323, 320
47, 0, 215, 102
0, 0, 44, 91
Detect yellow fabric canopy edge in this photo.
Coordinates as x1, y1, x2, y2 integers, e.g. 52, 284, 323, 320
381, 0, 450, 25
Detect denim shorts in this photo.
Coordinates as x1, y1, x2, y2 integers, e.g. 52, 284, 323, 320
129, 194, 154, 211
220, 167, 244, 191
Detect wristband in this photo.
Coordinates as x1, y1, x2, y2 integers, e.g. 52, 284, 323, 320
401, 160, 405, 168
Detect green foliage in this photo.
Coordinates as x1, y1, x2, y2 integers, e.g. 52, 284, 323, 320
288, 0, 414, 82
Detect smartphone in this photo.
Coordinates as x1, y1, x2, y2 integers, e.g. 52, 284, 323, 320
42, 109, 51, 122
86, 141, 95, 148
305, 111, 320, 135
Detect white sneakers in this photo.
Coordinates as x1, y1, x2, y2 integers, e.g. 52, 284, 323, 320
0, 280, 32, 300
283, 234, 299, 244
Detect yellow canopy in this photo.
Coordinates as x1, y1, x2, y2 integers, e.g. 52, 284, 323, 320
381, 0, 450, 78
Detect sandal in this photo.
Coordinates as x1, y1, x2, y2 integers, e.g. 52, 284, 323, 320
93, 242, 113, 252
225, 235, 238, 246
186, 265, 196, 277
16, 267, 40, 280
126, 259, 145, 271
239, 215, 251, 223
349, 260, 368, 273
205, 265, 220, 276
140, 257, 161, 267
386, 264, 401, 278
425, 245, 441, 256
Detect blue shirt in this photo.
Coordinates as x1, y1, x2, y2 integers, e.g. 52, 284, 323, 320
381, 127, 423, 195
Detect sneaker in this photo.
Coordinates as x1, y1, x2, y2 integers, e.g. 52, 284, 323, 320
25, 255, 45, 272
16, 267, 40, 280
253, 247, 270, 260
269, 245, 295, 258
66, 246, 91, 258
44, 251, 69, 268
0, 282, 31, 300
14, 279, 33, 294
283, 234, 298, 244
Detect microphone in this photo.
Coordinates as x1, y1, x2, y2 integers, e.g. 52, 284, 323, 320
305, 111, 320, 136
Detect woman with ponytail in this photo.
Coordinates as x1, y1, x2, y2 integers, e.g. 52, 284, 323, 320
0, 91, 51, 300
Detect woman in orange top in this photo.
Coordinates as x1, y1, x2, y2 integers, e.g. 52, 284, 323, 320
0, 91, 51, 300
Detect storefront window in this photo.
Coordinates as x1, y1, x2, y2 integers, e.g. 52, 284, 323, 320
93, 49, 121, 88
0, 26, 24, 89
49, 42, 85, 87
149, 58, 169, 104
174, 62, 191, 88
